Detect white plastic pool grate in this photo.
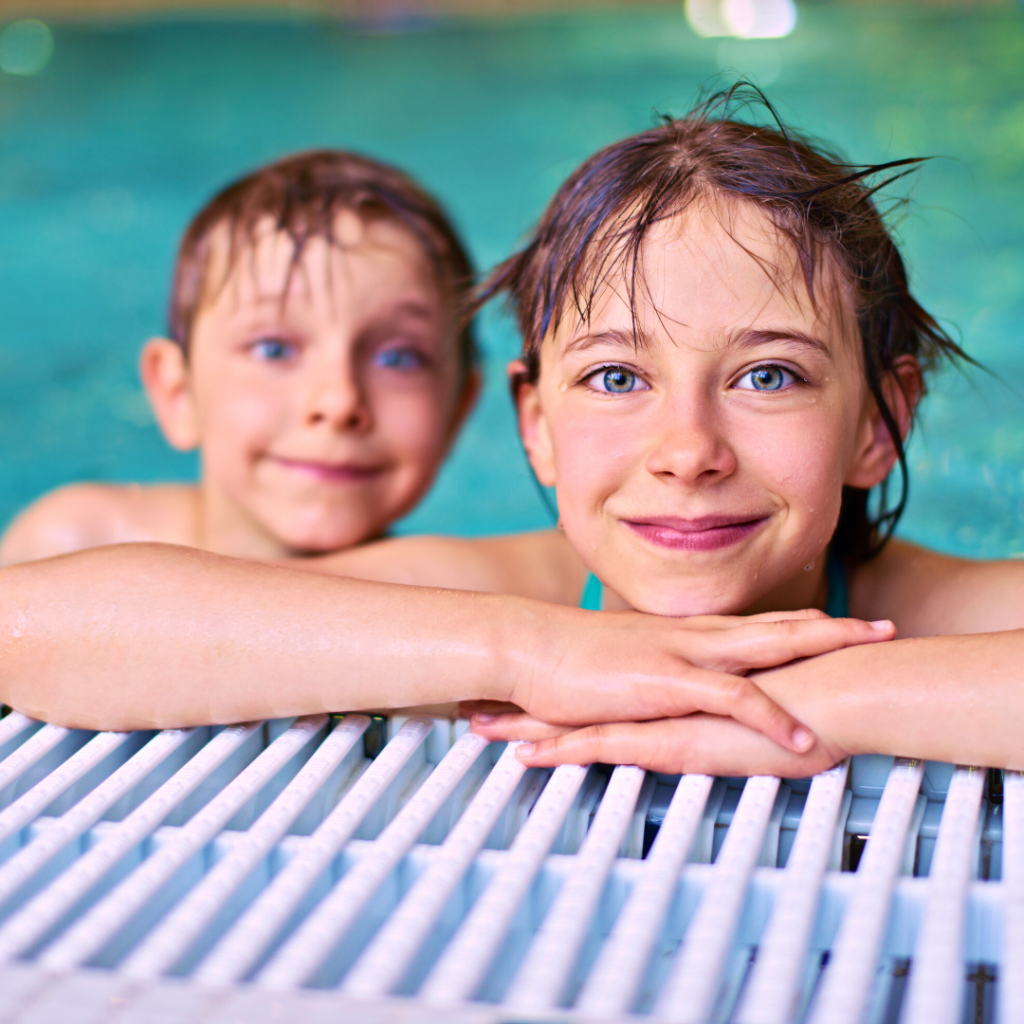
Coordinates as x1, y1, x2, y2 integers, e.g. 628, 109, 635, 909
0, 709, 1011, 1023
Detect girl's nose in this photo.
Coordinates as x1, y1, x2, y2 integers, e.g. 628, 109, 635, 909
644, 392, 737, 484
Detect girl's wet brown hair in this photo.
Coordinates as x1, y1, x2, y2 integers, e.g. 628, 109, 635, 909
481, 85, 967, 564
169, 149, 477, 377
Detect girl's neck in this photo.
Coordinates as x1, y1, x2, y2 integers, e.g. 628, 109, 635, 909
598, 559, 830, 617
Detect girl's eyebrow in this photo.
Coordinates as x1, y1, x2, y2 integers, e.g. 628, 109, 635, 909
561, 326, 831, 358
562, 327, 650, 357
732, 328, 833, 357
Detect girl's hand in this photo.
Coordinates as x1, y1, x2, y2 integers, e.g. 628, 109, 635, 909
469, 711, 847, 779
504, 605, 893, 755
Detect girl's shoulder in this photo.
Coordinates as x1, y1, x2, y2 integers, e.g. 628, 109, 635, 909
848, 538, 1024, 638
298, 529, 589, 605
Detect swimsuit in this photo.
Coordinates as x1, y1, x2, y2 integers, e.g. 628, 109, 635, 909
578, 552, 850, 617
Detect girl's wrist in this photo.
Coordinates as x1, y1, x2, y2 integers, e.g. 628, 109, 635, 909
486, 594, 578, 710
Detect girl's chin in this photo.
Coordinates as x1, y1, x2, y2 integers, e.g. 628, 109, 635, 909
616, 585, 750, 618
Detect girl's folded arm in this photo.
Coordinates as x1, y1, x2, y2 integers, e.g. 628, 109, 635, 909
853, 539, 1024, 638
0, 543, 517, 731
0, 542, 882, 741
486, 627, 1024, 776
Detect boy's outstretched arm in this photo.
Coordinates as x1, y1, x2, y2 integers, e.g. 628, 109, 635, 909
474, 627, 1024, 775
0, 543, 887, 744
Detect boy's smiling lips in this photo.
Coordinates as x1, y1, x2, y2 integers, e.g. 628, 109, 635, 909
622, 514, 771, 552
267, 454, 388, 483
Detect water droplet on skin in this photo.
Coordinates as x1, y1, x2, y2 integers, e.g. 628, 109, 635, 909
559, 381, 568, 392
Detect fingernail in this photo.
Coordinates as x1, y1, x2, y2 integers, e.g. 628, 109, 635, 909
474, 713, 495, 723
792, 727, 814, 751
517, 742, 536, 756
869, 619, 894, 631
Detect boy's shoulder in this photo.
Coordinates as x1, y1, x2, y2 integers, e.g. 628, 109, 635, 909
296, 529, 588, 605
850, 538, 1024, 637
0, 482, 199, 566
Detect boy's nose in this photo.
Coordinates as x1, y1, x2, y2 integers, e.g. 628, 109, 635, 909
305, 370, 372, 433
644, 392, 737, 484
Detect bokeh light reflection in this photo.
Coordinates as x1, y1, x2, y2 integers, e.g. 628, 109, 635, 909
0, 19, 54, 76
684, 0, 796, 39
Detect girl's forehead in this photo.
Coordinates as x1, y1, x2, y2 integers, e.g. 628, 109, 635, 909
546, 198, 859, 362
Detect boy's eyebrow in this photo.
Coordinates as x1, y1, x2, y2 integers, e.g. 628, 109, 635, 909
225, 296, 440, 323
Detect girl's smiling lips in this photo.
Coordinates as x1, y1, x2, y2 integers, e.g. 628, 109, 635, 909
268, 455, 387, 483
623, 514, 770, 551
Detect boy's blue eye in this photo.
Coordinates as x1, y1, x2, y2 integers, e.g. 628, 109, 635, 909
591, 367, 645, 393
251, 338, 295, 362
375, 347, 427, 371
736, 365, 796, 392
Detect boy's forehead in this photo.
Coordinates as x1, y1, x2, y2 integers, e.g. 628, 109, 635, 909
198, 211, 440, 313
548, 197, 858, 360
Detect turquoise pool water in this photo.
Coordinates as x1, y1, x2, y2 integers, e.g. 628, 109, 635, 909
0, 3, 1022, 556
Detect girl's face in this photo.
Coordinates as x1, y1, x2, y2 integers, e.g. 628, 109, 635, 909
516, 198, 900, 616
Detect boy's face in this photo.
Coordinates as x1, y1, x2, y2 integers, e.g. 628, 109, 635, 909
516, 198, 890, 616
163, 213, 472, 557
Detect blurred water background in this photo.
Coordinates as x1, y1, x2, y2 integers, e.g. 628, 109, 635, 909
0, 1, 1022, 556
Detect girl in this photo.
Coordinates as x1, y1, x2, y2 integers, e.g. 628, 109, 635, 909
2, 92, 1021, 776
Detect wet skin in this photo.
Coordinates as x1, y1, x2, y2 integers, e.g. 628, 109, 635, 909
159, 213, 474, 558
515, 197, 894, 618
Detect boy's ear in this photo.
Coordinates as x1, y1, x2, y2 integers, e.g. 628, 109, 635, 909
845, 355, 924, 490
509, 359, 556, 487
139, 338, 201, 451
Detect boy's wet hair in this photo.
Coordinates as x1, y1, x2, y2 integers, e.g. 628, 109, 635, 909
169, 149, 477, 376
482, 85, 967, 564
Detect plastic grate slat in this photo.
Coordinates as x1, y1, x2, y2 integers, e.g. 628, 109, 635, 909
574, 772, 715, 1017
194, 717, 433, 986
257, 730, 490, 989
119, 715, 370, 980
341, 740, 528, 999
37, 716, 331, 971
0, 723, 259, 962
900, 765, 985, 1024
656, 775, 781, 1023
504, 764, 646, 1013
419, 763, 589, 1006
735, 760, 851, 1024
808, 758, 925, 1024
1002, 771, 1024, 1024
0, 706, 1009, 1024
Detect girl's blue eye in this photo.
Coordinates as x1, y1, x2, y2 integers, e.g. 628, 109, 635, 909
591, 367, 644, 394
736, 365, 796, 392
252, 338, 295, 362
375, 347, 426, 372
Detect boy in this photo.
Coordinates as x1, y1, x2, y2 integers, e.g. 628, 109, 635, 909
0, 150, 479, 563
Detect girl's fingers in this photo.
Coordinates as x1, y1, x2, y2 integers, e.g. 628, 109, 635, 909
674, 667, 814, 753
458, 699, 522, 717
684, 615, 895, 674
515, 716, 842, 778
469, 711, 572, 742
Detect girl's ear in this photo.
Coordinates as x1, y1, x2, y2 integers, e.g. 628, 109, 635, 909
139, 338, 201, 451
509, 359, 557, 487
845, 355, 924, 489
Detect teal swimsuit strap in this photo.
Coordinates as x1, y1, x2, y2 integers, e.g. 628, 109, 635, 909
579, 572, 603, 611
581, 556, 849, 617
824, 551, 849, 618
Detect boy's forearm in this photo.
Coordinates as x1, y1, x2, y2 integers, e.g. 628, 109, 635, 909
0, 544, 522, 730
751, 630, 1024, 768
